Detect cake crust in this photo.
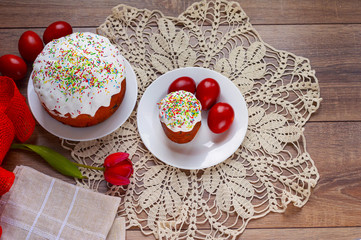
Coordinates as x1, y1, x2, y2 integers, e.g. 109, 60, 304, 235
161, 121, 201, 144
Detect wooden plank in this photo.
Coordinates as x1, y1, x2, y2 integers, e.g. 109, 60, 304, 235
255, 24, 361, 121
0, 0, 189, 28
255, 24, 361, 83
0, 28, 95, 57
241, 0, 361, 25
126, 227, 361, 240
243, 122, 361, 228
241, 227, 361, 240
0, 0, 361, 28
313, 82, 361, 122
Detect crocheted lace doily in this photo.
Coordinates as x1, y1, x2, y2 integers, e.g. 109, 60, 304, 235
62, 0, 322, 239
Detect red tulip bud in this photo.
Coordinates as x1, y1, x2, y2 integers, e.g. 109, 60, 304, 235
103, 152, 133, 186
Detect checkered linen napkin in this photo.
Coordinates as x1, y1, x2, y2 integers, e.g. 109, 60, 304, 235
0, 166, 125, 240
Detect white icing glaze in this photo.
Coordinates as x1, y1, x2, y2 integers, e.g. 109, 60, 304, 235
158, 90, 201, 132
32, 32, 125, 118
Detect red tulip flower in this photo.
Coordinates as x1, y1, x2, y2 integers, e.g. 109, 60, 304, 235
11, 143, 134, 186
103, 152, 133, 185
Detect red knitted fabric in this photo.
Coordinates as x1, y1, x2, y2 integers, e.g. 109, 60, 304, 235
0, 167, 15, 196
1, 76, 35, 143
0, 112, 15, 163
0, 77, 24, 234
0, 78, 12, 112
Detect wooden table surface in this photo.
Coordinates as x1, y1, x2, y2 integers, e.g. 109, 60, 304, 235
1, 1, 361, 239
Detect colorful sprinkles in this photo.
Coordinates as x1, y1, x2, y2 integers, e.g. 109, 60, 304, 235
158, 90, 201, 130
33, 32, 124, 101
32, 32, 125, 117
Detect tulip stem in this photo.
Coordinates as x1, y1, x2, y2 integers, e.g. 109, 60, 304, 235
72, 162, 105, 171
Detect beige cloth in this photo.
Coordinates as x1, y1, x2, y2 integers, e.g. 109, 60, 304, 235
107, 217, 126, 240
0, 166, 125, 240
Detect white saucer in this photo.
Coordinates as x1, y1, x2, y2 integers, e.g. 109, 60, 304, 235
27, 59, 138, 141
137, 67, 248, 170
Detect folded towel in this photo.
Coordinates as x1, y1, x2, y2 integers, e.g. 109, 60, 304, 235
0, 166, 125, 240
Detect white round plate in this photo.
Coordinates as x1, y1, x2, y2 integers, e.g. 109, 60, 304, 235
28, 59, 138, 141
137, 67, 248, 170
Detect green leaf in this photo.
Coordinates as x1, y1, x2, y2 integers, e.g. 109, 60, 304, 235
11, 143, 84, 179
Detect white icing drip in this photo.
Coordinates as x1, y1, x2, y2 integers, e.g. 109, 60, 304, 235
32, 32, 125, 118
158, 91, 201, 132
161, 113, 202, 132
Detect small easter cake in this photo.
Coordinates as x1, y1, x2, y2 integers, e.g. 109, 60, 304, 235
158, 90, 202, 143
32, 32, 126, 127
